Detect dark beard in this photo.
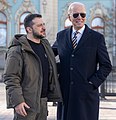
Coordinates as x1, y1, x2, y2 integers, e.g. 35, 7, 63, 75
32, 30, 45, 39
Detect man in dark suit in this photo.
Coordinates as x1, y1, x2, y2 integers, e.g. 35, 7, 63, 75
52, 2, 112, 120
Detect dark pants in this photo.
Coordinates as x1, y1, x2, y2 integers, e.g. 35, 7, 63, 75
13, 98, 47, 120
57, 102, 64, 120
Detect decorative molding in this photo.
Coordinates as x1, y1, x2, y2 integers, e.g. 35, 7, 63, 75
0, 0, 11, 20
15, 0, 37, 33
0, 0, 12, 48
15, 0, 37, 21
60, 2, 71, 30
89, 3, 112, 37
0, 0, 11, 11
89, 2, 115, 58
89, 2, 109, 21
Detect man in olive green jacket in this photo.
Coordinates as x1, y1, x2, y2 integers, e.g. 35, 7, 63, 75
3, 14, 62, 120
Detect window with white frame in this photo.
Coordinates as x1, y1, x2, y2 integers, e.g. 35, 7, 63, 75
20, 12, 31, 34
0, 12, 7, 47
91, 17, 104, 35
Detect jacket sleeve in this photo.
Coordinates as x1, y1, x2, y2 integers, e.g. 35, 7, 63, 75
3, 47, 25, 108
52, 40, 61, 74
52, 41, 58, 56
89, 34, 112, 88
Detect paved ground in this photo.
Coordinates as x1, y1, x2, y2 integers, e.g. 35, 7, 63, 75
0, 83, 116, 120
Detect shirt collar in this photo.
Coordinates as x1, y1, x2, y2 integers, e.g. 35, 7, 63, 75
72, 25, 85, 35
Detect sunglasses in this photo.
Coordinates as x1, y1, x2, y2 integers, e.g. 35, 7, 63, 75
73, 13, 86, 18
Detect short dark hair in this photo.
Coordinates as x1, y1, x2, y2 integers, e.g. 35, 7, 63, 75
24, 13, 42, 29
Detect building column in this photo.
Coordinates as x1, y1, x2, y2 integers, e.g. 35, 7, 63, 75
40, 0, 58, 44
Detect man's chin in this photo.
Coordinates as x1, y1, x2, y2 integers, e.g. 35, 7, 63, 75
41, 35, 46, 38
39, 36, 45, 39
75, 25, 84, 30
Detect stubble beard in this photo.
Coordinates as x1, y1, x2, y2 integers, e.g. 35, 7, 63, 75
32, 30, 45, 39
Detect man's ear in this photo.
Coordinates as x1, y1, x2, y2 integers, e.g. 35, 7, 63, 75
68, 14, 71, 21
26, 27, 32, 33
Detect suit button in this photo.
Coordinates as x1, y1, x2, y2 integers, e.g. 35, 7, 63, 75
70, 81, 74, 85
72, 54, 74, 57
70, 67, 73, 70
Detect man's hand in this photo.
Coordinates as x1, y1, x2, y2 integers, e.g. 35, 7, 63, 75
15, 102, 30, 117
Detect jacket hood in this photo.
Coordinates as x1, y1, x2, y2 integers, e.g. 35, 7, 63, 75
9, 34, 51, 53
8, 34, 37, 53
9, 34, 29, 49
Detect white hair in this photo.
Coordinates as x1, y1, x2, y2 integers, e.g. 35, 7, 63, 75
68, 2, 85, 15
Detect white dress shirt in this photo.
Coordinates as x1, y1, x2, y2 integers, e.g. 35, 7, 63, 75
72, 25, 85, 45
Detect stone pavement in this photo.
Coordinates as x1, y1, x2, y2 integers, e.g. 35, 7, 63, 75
0, 83, 116, 120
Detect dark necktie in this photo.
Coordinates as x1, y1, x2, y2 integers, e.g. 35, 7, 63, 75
72, 31, 78, 49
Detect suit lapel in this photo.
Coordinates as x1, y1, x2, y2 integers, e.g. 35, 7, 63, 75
74, 25, 91, 51
65, 27, 73, 50
65, 25, 91, 51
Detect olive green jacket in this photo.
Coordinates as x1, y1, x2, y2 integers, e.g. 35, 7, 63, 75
3, 34, 62, 112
